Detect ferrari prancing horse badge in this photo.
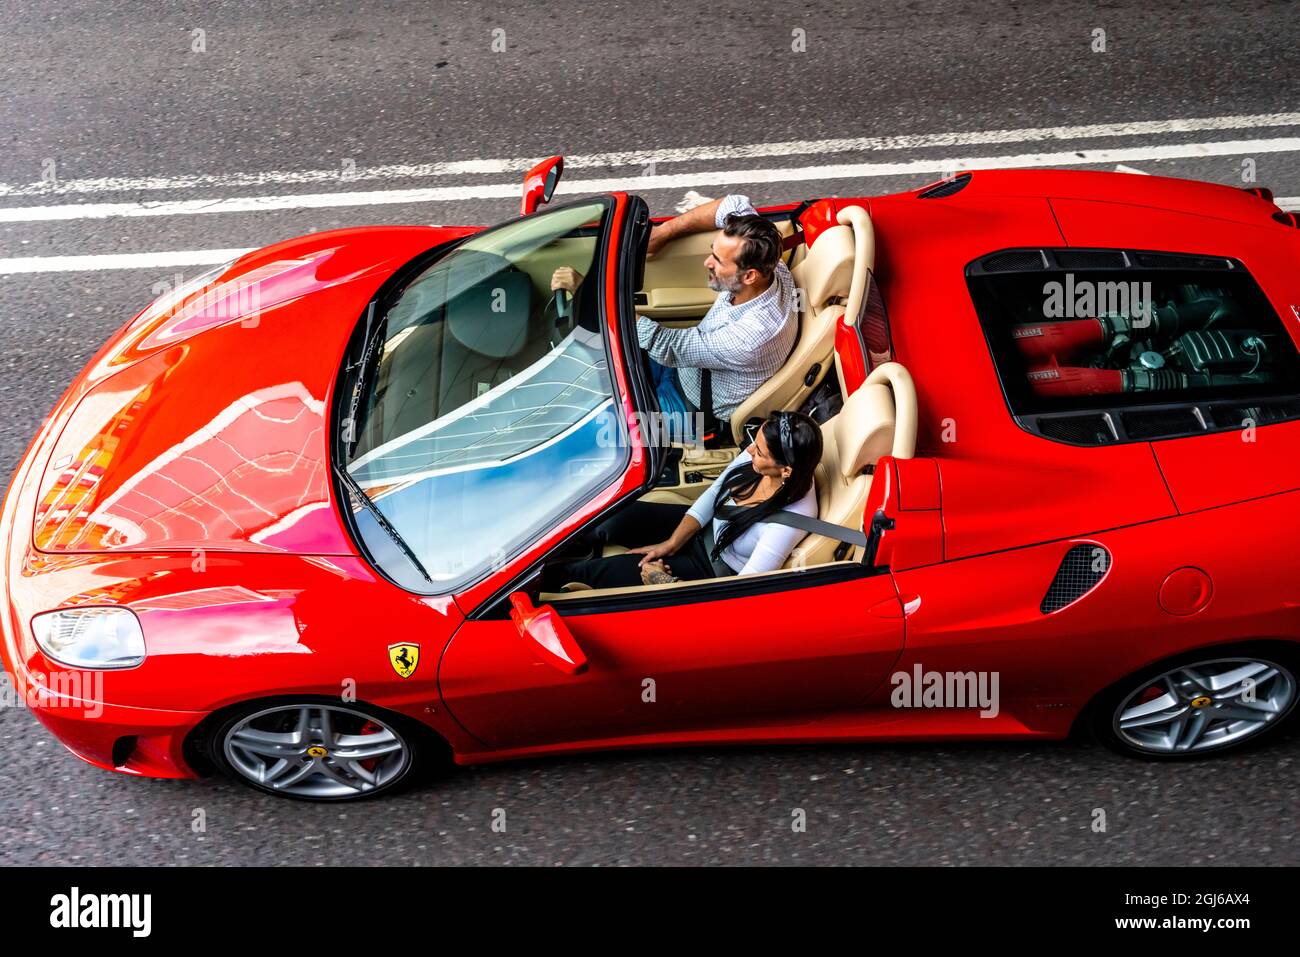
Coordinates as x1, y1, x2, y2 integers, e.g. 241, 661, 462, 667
388, 643, 420, 679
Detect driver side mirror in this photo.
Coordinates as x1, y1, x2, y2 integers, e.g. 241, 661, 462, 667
520, 155, 564, 215
509, 591, 587, 675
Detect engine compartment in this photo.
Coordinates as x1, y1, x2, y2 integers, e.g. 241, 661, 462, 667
1016, 288, 1280, 397
967, 255, 1300, 421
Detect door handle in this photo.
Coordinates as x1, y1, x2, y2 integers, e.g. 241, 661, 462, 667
509, 592, 588, 675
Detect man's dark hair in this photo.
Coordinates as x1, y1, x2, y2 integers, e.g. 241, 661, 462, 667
721, 213, 782, 278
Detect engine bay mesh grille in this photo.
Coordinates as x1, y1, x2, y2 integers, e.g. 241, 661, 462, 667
1041, 544, 1111, 614
980, 249, 1047, 272
1053, 250, 1127, 270
1208, 399, 1300, 428
1121, 407, 1204, 439
1132, 252, 1231, 270
1036, 413, 1116, 445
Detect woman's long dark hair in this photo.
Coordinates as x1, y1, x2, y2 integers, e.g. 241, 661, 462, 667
710, 411, 822, 560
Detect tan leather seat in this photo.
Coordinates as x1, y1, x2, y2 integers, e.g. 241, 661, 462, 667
638, 489, 695, 507
785, 362, 917, 569
728, 205, 876, 444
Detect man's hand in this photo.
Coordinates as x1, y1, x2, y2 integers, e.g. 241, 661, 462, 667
551, 266, 583, 293
628, 540, 677, 565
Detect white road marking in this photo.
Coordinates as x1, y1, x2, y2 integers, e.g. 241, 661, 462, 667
674, 190, 715, 213
3, 136, 1299, 225
4, 110, 1298, 198
0, 247, 252, 275
3, 193, 1296, 276
1113, 164, 1151, 175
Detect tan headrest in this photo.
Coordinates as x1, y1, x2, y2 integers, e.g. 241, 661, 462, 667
791, 224, 854, 311
832, 382, 896, 478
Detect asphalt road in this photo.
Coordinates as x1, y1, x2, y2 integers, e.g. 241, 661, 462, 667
1, 0, 1298, 866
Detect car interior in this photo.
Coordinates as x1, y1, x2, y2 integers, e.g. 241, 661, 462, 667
538, 199, 919, 602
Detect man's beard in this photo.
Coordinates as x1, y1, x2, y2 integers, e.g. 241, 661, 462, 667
707, 269, 744, 294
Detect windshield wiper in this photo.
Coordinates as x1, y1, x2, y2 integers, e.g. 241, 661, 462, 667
342, 302, 381, 460
333, 463, 434, 585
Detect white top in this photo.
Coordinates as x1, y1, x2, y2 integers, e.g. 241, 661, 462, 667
685, 450, 817, 575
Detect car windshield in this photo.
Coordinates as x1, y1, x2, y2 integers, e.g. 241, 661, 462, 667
339, 199, 627, 592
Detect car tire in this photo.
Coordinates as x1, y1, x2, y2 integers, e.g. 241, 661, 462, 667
206, 698, 446, 801
1089, 645, 1300, 760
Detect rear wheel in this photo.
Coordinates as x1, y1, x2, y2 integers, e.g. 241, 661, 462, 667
208, 700, 439, 801
1091, 651, 1299, 759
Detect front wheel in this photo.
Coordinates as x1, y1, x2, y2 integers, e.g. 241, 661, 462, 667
1091, 651, 1299, 759
207, 700, 439, 801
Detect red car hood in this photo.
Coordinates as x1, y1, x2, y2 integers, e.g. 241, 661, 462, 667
29, 225, 473, 555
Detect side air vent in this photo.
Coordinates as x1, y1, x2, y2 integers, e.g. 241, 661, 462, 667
980, 249, 1048, 272
1053, 250, 1127, 270
1273, 211, 1300, 228
1041, 544, 1111, 614
1035, 413, 1117, 445
917, 172, 972, 199
1121, 407, 1205, 439
1132, 252, 1232, 270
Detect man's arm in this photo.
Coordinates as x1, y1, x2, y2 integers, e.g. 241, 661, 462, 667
646, 194, 758, 257
646, 197, 724, 258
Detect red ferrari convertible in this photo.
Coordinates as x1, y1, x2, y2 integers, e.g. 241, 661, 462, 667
3, 158, 1299, 800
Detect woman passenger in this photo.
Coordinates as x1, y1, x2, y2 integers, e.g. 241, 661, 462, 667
542, 411, 822, 590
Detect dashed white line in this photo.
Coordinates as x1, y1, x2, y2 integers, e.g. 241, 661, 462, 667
2, 196, 1295, 276
2, 136, 1299, 224
0, 247, 253, 275
3, 110, 1298, 198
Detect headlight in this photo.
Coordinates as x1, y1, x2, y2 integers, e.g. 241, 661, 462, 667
31, 607, 146, 669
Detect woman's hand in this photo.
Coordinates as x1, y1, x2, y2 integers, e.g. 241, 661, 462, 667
628, 540, 677, 565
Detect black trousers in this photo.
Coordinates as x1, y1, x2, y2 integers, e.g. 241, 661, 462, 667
541, 500, 724, 590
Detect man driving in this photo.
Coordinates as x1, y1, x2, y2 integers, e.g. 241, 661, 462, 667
552, 194, 797, 443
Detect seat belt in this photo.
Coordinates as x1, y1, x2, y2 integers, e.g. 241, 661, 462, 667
781, 199, 815, 251
697, 368, 724, 448
716, 505, 867, 546
698, 520, 739, 579
714, 505, 895, 566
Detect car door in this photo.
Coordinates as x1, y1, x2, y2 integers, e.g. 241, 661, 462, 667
436, 192, 905, 752
439, 564, 906, 751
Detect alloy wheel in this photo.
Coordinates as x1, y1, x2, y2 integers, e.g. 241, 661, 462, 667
1114, 657, 1297, 754
222, 704, 412, 799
